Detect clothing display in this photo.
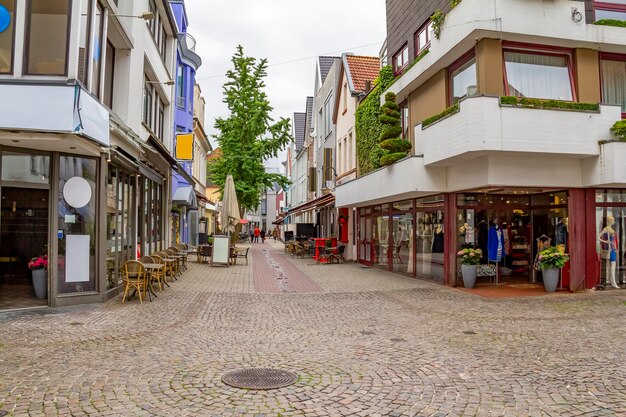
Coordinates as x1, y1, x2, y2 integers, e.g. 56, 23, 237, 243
599, 230, 618, 262
487, 225, 503, 262
432, 227, 444, 253
555, 221, 568, 246
503, 225, 511, 255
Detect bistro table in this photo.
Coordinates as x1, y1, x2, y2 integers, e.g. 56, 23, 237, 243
141, 263, 165, 301
159, 257, 178, 281
311, 237, 337, 263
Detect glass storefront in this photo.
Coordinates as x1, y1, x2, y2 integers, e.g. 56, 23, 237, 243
357, 196, 445, 280
106, 167, 137, 291
455, 191, 568, 286
138, 176, 164, 257
58, 156, 98, 293
595, 190, 626, 287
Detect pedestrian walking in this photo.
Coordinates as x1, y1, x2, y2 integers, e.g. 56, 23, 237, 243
249, 228, 254, 243
254, 226, 260, 243
260, 229, 266, 243
272, 227, 279, 241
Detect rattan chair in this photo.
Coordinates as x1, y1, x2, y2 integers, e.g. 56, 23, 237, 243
148, 254, 170, 288
197, 245, 212, 263
168, 246, 188, 270
139, 255, 164, 291
154, 252, 176, 282
122, 260, 147, 303
165, 249, 182, 276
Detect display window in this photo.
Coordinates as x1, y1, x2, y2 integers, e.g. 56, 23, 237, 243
595, 189, 626, 288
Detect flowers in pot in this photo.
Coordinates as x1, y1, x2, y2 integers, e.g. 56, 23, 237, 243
538, 246, 569, 292
458, 248, 482, 289
28, 254, 48, 300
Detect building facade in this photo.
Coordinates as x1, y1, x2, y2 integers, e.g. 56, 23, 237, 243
169, 0, 203, 246
336, 0, 626, 290
0, 0, 188, 310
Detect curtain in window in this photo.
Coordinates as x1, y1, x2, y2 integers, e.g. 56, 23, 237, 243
601, 60, 626, 113
504, 52, 573, 101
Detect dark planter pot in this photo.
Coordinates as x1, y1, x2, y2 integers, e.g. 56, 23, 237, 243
31, 269, 48, 300
542, 268, 560, 292
461, 264, 477, 289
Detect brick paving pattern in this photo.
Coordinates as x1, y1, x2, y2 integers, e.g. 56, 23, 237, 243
0, 241, 625, 416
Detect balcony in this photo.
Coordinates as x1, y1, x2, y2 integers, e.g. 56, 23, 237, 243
335, 156, 446, 207
386, 0, 626, 103
416, 96, 621, 167
0, 84, 109, 146
583, 142, 626, 186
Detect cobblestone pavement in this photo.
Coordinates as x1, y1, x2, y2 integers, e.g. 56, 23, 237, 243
1, 241, 626, 416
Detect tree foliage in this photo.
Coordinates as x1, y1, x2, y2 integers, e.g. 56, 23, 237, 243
208, 46, 293, 213
378, 92, 411, 166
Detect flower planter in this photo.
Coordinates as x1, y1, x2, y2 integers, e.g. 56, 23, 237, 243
31, 269, 48, 300
461, 264, 478, 289
542, 268, 560, 292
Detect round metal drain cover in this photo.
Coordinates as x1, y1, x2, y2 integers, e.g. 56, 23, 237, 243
222, 368, 298, 390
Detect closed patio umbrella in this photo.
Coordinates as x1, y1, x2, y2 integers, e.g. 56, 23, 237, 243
220, 174, 241, 234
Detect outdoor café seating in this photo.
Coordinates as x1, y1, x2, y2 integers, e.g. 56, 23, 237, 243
231, 247, 250, 265
197, 244, 212, 263
122, 260, 147, 304
139, 255, 165, 292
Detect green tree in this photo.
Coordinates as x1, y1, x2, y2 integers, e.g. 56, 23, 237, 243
379, 92, 411, 166
209, 46, 293, 215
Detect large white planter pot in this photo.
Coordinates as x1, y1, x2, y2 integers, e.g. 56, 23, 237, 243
461, 264, 477, 289
542, 268, 560, 292
31, 269, 48, 300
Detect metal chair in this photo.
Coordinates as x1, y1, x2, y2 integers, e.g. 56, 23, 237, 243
330, 245, 346, 264
198, 245, 212, 264
233, 247, 250, 265
316, 247, 332, 264
122, 260, 147, 304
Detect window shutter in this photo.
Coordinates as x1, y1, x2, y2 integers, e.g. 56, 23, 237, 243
308, 167, 316, 192
323, 148, 333, 182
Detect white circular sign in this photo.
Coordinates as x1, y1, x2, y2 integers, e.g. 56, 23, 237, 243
63, 177, 92, 208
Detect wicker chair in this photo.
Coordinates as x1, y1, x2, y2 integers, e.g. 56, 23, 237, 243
164, 249, 182, 276
197, 245, 212, 263
154, 252, 176, 282
148, 254, 170, 288
169, 246, 188, 271
139, 255, 164, 291
122, 260, 147, 303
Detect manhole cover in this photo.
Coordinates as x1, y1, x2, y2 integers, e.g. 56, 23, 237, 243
222, 368, 298, 390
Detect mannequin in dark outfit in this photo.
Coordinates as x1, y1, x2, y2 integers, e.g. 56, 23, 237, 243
432, 224, 444, 253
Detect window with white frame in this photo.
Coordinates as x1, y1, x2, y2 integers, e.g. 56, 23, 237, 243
176, 64, 185, 107
393, 44, 409, 75
147, 0, 167, 63
25, 0, 72, 75
324, 94, 332, 137
415, 21, 434, 55
600, 55, 626, 116
503, 50, 574, 101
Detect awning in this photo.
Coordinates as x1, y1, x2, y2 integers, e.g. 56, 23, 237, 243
172, 186, 198, 208
195, 191, 210, 203
287, 193, 335, 217
239, 219, 249, 224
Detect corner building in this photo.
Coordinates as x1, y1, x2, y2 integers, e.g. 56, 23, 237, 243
336, 0, 626, 291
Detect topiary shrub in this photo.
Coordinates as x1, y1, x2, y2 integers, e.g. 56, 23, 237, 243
378, 92, 411, 166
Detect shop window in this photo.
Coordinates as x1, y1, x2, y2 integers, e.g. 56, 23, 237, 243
393, 44, 409, 75
449, 54, 477, 105
90, 2, 104, 97
595, 206, 626, 287
594, 1, 626, 21
503, 50, 574, 101
25, 0, 71, 75
2, 152, 50, 184
58, 156, 98, 294
414, 21, 433, 56
531, 192, 568, 206
600, 55, 626, 117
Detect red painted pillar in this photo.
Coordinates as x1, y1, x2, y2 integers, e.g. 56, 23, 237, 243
568, 189, 597, 292
444, 193, 457, 286
584, 188, 600, 289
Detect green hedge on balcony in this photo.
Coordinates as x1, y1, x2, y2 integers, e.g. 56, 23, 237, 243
594, 19, 626, 28
421, 104, 460, 128
500, 96, 600, 112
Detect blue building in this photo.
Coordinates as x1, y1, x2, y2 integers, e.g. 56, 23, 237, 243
169, 0, 202, 245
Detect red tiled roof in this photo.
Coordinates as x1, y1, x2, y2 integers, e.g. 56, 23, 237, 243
345, 55, 380, 93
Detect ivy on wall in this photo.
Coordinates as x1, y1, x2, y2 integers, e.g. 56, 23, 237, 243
355, 65, 396, 175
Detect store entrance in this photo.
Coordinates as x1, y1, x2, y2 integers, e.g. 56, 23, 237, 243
0, 187, 49, 310
457, 191, 569, 287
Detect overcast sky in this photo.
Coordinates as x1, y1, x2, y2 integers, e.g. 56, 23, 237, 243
185, 0, 387, 169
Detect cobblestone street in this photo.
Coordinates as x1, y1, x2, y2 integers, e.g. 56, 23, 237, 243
1, 241, 626, 416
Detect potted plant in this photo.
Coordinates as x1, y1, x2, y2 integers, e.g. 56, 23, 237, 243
538, 246, 569, 292
28, 254, 48, 300
457, 248, 482, 289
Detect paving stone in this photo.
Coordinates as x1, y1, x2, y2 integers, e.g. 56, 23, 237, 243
0, 241, 625, 416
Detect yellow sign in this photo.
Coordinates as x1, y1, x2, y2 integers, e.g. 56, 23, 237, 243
175, 133, 194, 160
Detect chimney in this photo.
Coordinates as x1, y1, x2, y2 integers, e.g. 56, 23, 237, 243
364, 80, 372, 93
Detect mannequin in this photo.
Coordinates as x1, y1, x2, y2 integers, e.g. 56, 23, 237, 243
555, 217, 569, 247
598, 216, 620, 289
487, 218, 503, 262
432, 224, 444, 253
